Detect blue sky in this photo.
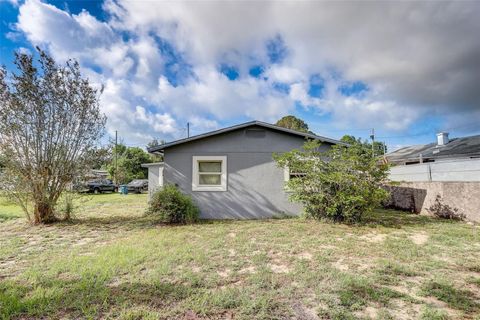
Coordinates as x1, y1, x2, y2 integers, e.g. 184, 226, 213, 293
1, 0, 479, 151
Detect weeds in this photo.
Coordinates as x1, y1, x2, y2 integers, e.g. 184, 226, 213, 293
0, 194, 479, 319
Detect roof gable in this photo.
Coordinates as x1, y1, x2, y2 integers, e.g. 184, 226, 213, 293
148, 120, 346, 153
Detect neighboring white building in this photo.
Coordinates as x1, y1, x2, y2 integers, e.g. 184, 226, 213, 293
386, 132, 480, 165
141, 162, 164, 197
386, 132, 480, 182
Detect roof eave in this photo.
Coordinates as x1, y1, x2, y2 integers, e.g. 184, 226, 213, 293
147, 120, 347, 153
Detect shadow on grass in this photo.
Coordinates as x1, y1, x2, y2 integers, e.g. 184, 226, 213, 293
57, 215, 159, 232
360, 209, 455, 229
66, 208, 453, 231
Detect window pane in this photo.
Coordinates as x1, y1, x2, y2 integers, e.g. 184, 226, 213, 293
199, 161, 221, 173
290, 173, 306, 180
199, 174, 221, 185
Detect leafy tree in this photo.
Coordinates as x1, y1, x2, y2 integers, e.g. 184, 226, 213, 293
275, 115, 310, 133
0, 49, 106, 224
146, 138, 166, 149
112, 143, 127, 156
146, 138, 165, 162
87, 145, 112, 170
273, 140, 390, 223
341, 135, 387, 156
340, 135, 362, 145
108, 145, 152, 184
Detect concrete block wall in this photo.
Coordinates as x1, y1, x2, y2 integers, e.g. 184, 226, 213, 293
384, 182, 480, 222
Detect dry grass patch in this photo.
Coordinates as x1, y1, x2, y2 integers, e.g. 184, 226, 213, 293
0, 195, 479, 319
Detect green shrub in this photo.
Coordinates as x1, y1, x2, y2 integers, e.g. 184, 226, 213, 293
146, 185, 199, 224
273, 140, 390, 223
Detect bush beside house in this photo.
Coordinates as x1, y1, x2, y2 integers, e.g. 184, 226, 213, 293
146, 185, 199, 224
274, 140, 390, 223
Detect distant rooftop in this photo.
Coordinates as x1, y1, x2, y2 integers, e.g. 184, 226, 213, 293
386, 134, 480, 164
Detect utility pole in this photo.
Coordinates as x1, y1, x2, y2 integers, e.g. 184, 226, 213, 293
370, 128, 375, 157
187, 122, 190, 138
114, 130, 118, 184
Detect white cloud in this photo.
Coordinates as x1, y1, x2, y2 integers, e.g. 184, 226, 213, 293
105, 0, 480, 116
13, 0, 480, 147
266, 66, 304, 84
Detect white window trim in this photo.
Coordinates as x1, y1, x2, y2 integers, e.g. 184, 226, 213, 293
192, 156, 227, 191
283, 166, 307, 193
283, 166, 290, 182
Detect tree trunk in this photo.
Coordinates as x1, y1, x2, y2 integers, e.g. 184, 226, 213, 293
33, 201, 57, 224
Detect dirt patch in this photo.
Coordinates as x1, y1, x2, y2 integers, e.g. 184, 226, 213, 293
297, 252, 313, 260
355, 260, 375, 272
360, 233, 387, 243
409, 233, 429, 245
269, 263, 290, 273
291, 302, 319, 320
217, 269, 230, 278
319, 245, 336, 250
238, 266, 255, 274
388, 299, 421, 320
106, 277, 124, 288
332, 259, 349, 271
364, 306, 379, 319
354, 306, 379, 319
57, 272, 82, 282
183, 310, 210, 320
191, 266, 201, 273
73, 237, 96, 246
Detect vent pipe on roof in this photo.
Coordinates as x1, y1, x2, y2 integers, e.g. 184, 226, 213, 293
436, 132, 449, 146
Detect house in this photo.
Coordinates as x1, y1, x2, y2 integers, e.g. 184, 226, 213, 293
385, 132, 480, 182
385, 132, 480, 165
146, 120, 346, 219
384, 132, 480, 222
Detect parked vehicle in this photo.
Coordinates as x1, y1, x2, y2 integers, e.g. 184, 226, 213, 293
121, 179, 148, 194
74, 179, 117, 194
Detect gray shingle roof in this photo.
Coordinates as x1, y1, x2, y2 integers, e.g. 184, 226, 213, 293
147, 120, 347, 153
386, 134, 480, 164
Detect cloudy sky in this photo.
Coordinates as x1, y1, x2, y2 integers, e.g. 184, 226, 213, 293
1, 0, 479, 151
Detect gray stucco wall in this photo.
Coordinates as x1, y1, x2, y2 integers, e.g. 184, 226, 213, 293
163, 125, 332, 219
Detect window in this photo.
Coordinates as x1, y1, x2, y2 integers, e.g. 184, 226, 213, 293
283, 167, 306, 182
192, 156, 227, 191
283, 167, 307, 192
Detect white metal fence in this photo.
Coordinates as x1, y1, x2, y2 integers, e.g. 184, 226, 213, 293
389, 158, 480, 182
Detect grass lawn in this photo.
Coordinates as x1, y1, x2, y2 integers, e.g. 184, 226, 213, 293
0, 194, 479, 320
